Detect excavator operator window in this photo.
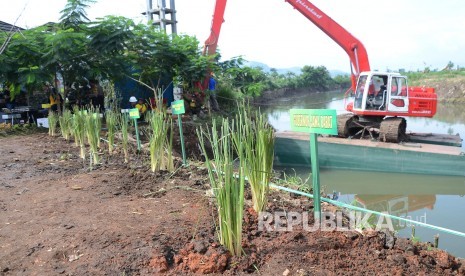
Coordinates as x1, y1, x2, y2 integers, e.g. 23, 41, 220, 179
390, 77, 408, 108
391, 80, 399, 95
365, 75, 385, 110
354, 75, 367, 109
391, 77, 407, 97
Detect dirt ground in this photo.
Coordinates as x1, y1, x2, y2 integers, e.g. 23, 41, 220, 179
1, 131, 465, 275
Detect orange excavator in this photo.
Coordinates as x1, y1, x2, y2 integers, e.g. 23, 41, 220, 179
202, 0, 437, 142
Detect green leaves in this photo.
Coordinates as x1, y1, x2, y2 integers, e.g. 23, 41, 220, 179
42, 27, 90, 104
60, 0, 96, 28
197, 119, 245, 256
88, 16, 135, 55
84, 107, 102, 165
118, 112, 130, 163
225, 65, 268, 96
48, 111, 59, 137
59, 109, 73, 141
299, 65, 334, 90
0, 27, 52, 98
105, 110, 118, 154
196, 103, 275, 256
147, 106, 174, 172
0, 0, 216, 101
232, 102, 274, 213
172, 34, 218, 86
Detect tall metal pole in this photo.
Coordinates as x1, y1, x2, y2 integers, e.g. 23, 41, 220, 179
157, 0, 166, 31
145, 0, 177, 35
170, 0, 177, 34
146, 0, 153, 21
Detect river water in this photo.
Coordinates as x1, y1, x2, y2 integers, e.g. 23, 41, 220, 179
262, 90, 465, 258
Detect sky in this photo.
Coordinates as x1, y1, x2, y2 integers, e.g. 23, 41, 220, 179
1, 0, 465, 72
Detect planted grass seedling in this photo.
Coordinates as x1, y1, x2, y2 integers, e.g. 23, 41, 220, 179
233, 102, 274, 213
72, 106, 87, 160
58, 109, 72, 140
147, 109, 174, 172
197, 119, 245, 256
105, 110, 118, 154
118, 113, 130, 163
48, 111, 59, 137
84, 107, 101, 164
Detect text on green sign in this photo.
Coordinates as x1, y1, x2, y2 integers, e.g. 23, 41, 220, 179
172, 102, 184, 111
293, 115, 334, 129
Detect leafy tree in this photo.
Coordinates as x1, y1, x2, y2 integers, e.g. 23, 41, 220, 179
217, 57, 270, 97
126, 23, 172, 89
42, 27, 90, 107
298, 65, 333, 90
264, 68, 283, 90
33, 0, 97, 110
265, 70, 299, 90
171, 34, 217, 90
0, 27, 52, 103
269, 68, 279, 79
333, 74, 351, 89
123, 24, 214, 94
283, 71, 299, 89
87, 16, 136, 81
445, 61, 454, 71
60, 0, 96, 29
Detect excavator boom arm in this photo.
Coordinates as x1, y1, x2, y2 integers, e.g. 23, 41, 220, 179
203, 0, 371, 91
285, 0, 370, 90
200, 0, 228, 89
203, 0, 228, 56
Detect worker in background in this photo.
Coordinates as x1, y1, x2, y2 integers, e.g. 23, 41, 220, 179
129, 96, 147, 120
183, 90, 206, 120
129, 96, 137, 109
377, 85, 387, 97
47, 83, 62, 113
136, 98, 148, 116
208, 72, 220, 112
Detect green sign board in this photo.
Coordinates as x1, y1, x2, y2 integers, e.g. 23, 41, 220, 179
171, 100, 187, 165
290, 109, 338, 135
129, 108, 140, 119
171, 100, 185, 115
289, 108, 338, 224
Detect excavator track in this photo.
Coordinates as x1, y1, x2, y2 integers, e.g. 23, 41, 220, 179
337, 113, 357, 138
379, 117, 407, 143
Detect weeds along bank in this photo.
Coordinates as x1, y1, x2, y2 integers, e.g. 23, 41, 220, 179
0, 122, 46, 137
1, 106, 463, 274
409, 71, 465, 103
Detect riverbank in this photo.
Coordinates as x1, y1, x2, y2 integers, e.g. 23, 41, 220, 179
1, 132, 464, 275
255, 72, 465, 105
412, 73, 465, 103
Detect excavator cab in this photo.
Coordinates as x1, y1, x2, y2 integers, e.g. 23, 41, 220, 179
352, 72, 410, 114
